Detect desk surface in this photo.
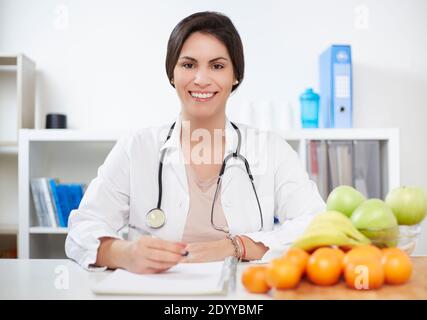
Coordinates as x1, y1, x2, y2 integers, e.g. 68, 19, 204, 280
1, 257, 426, 300
0, 259, 267, 300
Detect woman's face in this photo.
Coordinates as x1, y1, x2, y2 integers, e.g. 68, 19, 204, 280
173, 32, 236, 121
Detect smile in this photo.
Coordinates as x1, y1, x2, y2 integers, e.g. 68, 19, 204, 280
188, 91, 218, 102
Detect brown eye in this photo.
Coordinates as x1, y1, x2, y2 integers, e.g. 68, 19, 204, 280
182, 63, 194, 69
212, 64, 224, 70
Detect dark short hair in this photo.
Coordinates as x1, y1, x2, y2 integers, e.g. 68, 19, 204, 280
165, 11, 244, 92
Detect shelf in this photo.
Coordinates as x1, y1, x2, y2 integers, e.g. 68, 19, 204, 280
1, 54, 35, 259
0, 145, 18, 155
0, 54, 18, 65
19, 128, 399, 142
277, 128, 399, 141
29, 227, 68, 234
0, 224, 18, 235
0, 66, 17, 71
20, 129, 128, 142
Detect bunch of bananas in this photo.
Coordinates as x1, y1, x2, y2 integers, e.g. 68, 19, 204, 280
292, 211, 371, 252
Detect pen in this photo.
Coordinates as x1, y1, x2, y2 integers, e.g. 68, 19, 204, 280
128, 224, 189, 256
127, 223, 147, 235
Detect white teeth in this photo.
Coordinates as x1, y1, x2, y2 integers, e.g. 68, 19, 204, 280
190, 92, 215, 99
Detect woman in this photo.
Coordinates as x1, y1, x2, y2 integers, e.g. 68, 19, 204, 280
65, 11, 325, 274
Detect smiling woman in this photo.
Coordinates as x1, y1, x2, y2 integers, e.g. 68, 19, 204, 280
165, 12, 244, 125
65, 11, 326, 275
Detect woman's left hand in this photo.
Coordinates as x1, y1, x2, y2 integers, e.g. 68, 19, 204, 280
182, 236, 269, 263
182, 239, 234, 263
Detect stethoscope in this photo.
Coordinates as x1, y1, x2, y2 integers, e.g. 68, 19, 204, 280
136, 121, 264, 234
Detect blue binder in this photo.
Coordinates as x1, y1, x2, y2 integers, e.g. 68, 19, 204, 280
319, 45, 353, 128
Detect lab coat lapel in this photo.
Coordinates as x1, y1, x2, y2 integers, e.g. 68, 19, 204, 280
159, 115, 189, 196
219, 119, 239, 194
220, 119, 262, 194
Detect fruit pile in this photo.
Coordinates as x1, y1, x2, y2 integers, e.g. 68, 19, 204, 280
241, 185, 426, 294
326, 185, 427, 248
242, 246, 413, 294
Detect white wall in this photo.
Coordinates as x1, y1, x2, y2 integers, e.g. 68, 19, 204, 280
1, 0, 426, 254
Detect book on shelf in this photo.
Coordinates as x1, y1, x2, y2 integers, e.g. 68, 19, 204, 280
353, 140, 381, 198
327, 140, 353, 189
307, 140, 329, 200
306, 140, 381, 200
30, 178, 86, 228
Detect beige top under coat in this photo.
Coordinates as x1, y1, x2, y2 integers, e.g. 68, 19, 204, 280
181, 163, 228, 243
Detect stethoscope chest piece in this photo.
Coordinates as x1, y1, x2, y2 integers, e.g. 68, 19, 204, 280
146, 208, 166, 229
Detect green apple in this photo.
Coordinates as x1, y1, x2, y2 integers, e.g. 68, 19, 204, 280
351, 199, 398, 230
385, 186, 427, 225
326, 185, 366, 217
350, 199, 399, 248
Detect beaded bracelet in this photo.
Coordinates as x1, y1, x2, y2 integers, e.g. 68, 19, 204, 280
235, 235, 246, 260
226, 234, 242, 261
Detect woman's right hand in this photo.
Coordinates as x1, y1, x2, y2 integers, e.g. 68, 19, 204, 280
124, 236, 188, 274
96, 236, 187, 274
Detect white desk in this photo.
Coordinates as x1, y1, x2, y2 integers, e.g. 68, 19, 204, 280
0, 259, 271, 300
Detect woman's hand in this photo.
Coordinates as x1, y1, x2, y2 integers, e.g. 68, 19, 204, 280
182, 236, 269, 263
96, 236, 187, 274
182, 239, 234, 263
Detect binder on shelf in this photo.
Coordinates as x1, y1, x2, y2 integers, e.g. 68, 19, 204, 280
327, 141, 353, 190
49, 179, 65, 227
353, 140, 381, 198
35, 179, 49, 226
39, 178, 58, 227
307, 140, 329, 200
30, 179, 49, 227
309, 140, 382, 199
307, 141, 319, 185
30, 178, 86, 228
319, 45, 353, 128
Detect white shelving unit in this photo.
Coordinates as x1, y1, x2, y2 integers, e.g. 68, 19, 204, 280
18, 128, 400, 259
0, 54, 35, 258
278, 128, 400, 196
0, 54, 35, 145
18, 129, 126, 259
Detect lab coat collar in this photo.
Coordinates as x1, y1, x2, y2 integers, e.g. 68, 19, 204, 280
159, 113, 238, 157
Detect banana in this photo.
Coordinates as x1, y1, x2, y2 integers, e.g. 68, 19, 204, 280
291, 210, 371, 251
306, 221, 370, 243
292, 230, 363, 252
311, 211, 355, 227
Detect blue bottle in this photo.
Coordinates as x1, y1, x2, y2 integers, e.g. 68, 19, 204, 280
299, 88, 320, 128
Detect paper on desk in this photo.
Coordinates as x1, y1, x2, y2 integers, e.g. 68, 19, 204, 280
91, 261, 228, 295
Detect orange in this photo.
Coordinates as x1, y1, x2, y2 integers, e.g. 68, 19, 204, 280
306, 247, 342, 286
344, 257, 384, 290
381, 248, 413, 285
343, 245, 382, 267
283, 247, 310, 274
241, 266, 270, 294
266, 259, 302, 290
331, 247, 345, 265
314, 247, 345, 266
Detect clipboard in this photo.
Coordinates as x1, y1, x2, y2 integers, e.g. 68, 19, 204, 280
91, 257, 238, 296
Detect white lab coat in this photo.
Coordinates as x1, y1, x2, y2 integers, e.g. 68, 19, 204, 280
65, 115, 326, 269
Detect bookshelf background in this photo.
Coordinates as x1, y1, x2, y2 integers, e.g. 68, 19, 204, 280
18, 128, 399, 259
0, 54, 35, 258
